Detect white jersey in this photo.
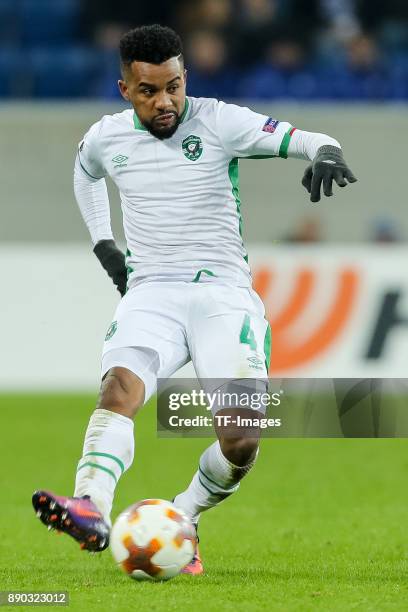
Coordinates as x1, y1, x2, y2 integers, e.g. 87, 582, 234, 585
76, 97, 339, 288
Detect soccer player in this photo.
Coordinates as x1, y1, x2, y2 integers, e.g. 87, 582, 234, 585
32, 24, 357, 575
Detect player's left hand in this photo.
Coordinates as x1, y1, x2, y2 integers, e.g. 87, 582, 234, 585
302, 145, 357, 203
93, 239, 127, 297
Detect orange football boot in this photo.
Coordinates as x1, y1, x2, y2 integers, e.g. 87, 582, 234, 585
181, 525, 203, 575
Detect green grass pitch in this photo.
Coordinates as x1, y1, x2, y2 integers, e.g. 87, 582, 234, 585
1, 394, 408, 611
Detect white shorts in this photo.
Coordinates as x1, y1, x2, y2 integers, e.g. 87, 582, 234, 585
101, 282, 271, 403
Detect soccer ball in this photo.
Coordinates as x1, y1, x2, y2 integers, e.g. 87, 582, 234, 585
110, 499, 197, 580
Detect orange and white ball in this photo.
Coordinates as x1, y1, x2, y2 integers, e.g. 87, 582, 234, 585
110, 499, 197, 580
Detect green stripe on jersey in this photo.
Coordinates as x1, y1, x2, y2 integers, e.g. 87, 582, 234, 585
278, 127, 295, 159
133, 113, 147, 131
228, 158, 249, 263
84, 451, 125, 474
246, 154, 277, 160
180, 98, 190, 122
264, 322, 272, 371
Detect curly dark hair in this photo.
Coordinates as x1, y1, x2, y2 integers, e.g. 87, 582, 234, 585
119, 24, 183, 67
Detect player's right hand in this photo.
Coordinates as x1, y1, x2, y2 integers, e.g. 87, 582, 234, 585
302, 145, 357, 203
93, 239, 127, 297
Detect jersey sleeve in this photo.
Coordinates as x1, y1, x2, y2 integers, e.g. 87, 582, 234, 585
215, 101, 295, 159
73, 155, 113, 245
77, 120, 106, 179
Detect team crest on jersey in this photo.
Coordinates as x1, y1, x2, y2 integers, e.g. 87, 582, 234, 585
182, 135, 203, 161
105, 320, 118, 341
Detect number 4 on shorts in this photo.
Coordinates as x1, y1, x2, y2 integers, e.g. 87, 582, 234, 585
240, 314, 257, 351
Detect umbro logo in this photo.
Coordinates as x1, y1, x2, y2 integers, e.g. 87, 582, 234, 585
112, 154, 128, 168
247, 355, 264, 370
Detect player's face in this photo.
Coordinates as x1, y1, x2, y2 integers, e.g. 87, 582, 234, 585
118, 57, 186, 140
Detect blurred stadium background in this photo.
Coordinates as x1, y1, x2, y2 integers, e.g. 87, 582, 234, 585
1, 0, 408, 100
1, 0, 407, 389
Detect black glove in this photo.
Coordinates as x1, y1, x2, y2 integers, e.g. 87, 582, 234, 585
302, 145, 357, 203
93, 239, 127, 297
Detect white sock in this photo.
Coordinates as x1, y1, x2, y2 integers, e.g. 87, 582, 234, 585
74, 408, 134, 526
173, 441, 258, 524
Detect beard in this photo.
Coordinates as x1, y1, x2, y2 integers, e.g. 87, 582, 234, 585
145, 111, 181, 140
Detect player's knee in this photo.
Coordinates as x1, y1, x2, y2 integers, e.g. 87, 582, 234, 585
220, 436, 259, 467
97, 367, 145, 419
